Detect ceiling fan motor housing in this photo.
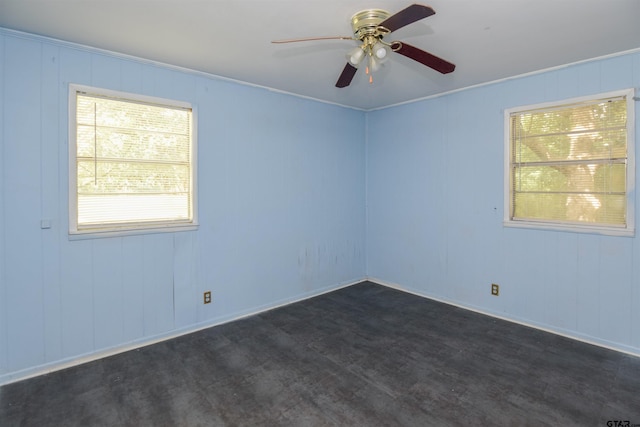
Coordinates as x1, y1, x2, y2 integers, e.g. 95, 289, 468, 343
351, 9, 391, 40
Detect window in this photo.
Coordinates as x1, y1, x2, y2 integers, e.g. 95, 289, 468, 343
69, 85, 197, 237
504, 89, 635, 236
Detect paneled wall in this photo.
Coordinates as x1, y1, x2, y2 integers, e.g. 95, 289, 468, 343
0, 30, 366, 384
2, 26, 639, 385
367, 52, 640, 355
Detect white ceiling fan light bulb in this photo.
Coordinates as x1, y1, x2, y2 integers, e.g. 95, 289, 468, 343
347, 47, 365, 66
373, 42, 388, 60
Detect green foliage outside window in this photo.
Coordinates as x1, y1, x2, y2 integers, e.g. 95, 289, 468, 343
509, 95, 629, 227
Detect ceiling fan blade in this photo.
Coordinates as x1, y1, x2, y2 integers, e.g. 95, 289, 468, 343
336, 63, 358, 88
379, 4, 435, 33
271, 36, 354, 44
393, 42, 455, 74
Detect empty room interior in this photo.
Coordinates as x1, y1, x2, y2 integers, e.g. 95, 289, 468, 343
1, 0, 640, 425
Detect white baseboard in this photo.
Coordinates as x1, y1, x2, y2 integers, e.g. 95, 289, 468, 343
0, 277, 365, 386
5, 275, 635, 386
367, 276, 640, 358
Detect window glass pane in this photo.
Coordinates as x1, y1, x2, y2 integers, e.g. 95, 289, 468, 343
73, 89, 194, 232
77, 161, 191, 194
513, 193, 625, 225
514, 130, 627, 163
507, 91, 632, 233
512, 98, 627, 163
514, 163, 626, 193
76, 126, 190, 162
78, 194, 189, 224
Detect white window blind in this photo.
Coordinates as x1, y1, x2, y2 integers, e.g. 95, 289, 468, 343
71, 87, 195, 234
506, 89, 635, 235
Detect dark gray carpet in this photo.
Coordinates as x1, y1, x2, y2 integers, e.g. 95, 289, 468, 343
1, 281, 639, 426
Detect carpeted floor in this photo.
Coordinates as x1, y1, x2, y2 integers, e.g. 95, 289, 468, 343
1, 281, 639, 426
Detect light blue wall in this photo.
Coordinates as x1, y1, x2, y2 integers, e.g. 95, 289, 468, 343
367, 52, 640, 355
2, 27, 639, 385
0, 30, 366, 383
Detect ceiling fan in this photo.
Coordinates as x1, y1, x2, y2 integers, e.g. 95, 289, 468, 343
272, 4, 455, 88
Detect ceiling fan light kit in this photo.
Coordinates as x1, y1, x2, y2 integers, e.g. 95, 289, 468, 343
345, 9, 393, 83
347, 47, 366, 66
272, 4, 455, 88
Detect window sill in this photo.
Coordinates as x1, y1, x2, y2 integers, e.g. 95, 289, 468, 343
503, 219, 634, 237
69, 223, 199, 240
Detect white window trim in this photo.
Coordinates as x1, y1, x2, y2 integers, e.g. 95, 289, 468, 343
68, 84, 198, 239
503, 88, 635, 237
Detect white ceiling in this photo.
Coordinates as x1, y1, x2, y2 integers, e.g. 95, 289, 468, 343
1, 0, 640, 110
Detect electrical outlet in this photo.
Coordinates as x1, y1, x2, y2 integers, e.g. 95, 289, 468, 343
491, 283, 499, 296
203, 291, 212, 304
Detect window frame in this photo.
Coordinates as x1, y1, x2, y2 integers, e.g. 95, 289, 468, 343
68, 84, 198, 239
503, 88, 635, 237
